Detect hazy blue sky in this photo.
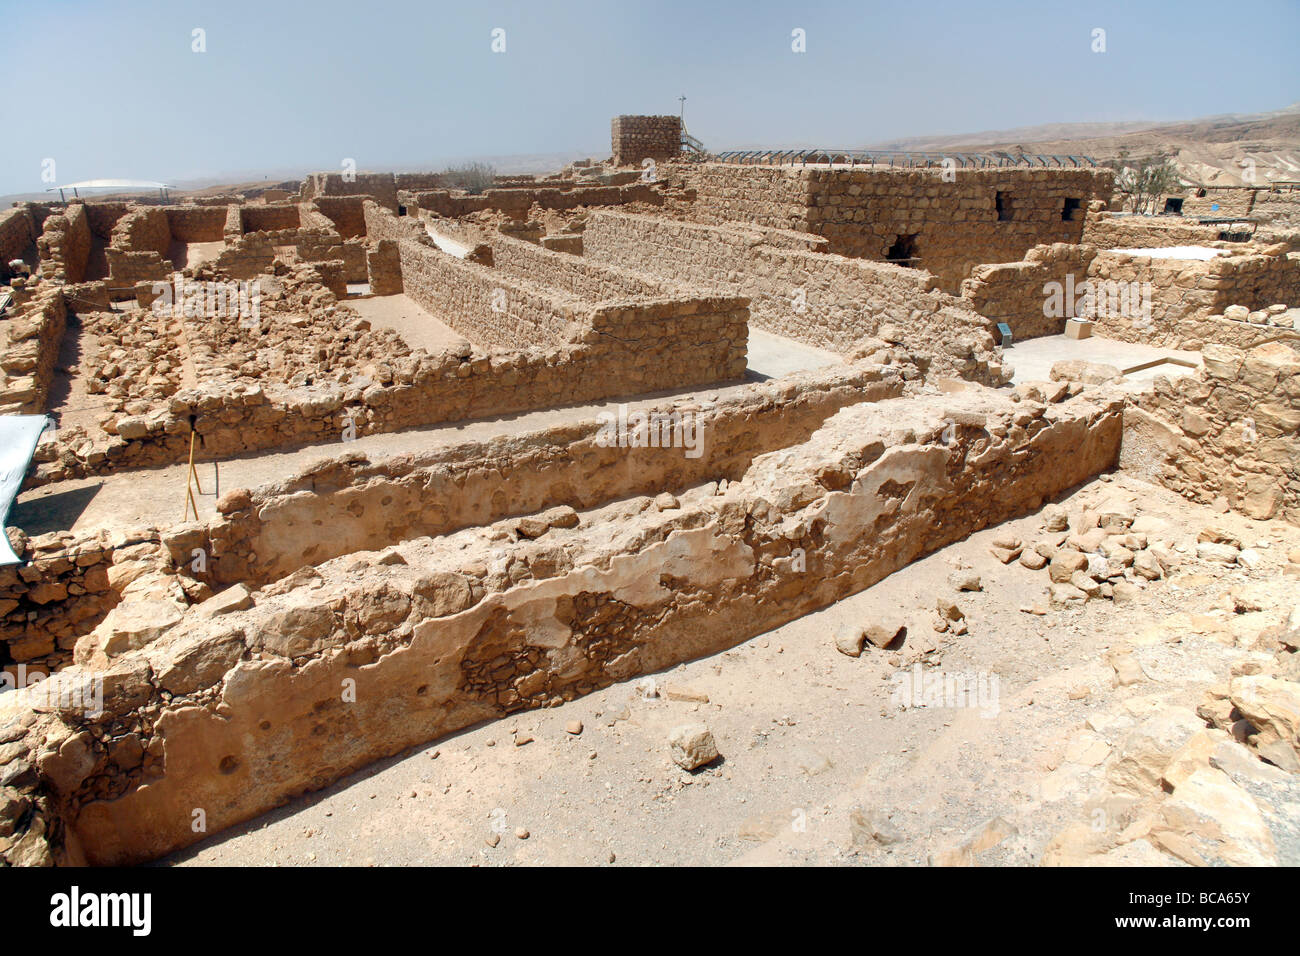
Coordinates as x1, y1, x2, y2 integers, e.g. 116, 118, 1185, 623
3, 0, 1297, 193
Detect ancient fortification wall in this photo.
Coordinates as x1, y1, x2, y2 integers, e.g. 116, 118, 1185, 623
0, 384, 1123, 865
581, 210, 1007, 383
677, 163, 1113, 292
178, 361, 906, 588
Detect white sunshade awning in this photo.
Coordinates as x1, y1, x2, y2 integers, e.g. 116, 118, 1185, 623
0, 415, 49, 565
45, 179, 171, 192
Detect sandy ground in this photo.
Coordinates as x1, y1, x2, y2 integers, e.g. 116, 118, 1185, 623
747, 328, 842, 379
43, 313, 113, 433
164, 474, 1300, 867
168, 241, 226, 271
346, 294, 469, 355
1005, 335, 1201, 383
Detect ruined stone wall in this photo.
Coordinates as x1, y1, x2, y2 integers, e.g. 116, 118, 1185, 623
163, 206, 227, 243
1182, 188, 1255, 219
361, 201, 425, 244
296, 204, 335, 231
82, 204, 130, 241
1082, 213, 1222, 249
188, 361, 905, 587
301, 172, 399, 212
1088, 248, 1300, 345
0, 285, 66, 414
674, 164, 811, 231
678, 164, 1113, 292
582, 211, 1007, 383
393, 173, 444, 192
366, 240, 402, 294
37, 206, 91, 283
960, 243, 1100, 341
611, 115, 681, 167
0, 531, 121, 675
222, 205, 242, 242
30, 272, 746, 484
397, 240, 581, 347
1254, 189, 1300, 228
104, 208, 173, 287
0, 384, 1121, 865
404, 182, 657, 219
239, 205, 301, 234
313, 196, 368, 238
209, 228, 348, 279
111, 207, 171, 259
0, 207, 38, 282
486, 233, 671, 301
1122, 343, 1300, 523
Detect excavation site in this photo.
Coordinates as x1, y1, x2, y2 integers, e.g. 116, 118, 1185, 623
2, 6, 1299, 892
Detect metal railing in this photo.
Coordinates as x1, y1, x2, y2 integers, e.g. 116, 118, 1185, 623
709, 148, 1097, 169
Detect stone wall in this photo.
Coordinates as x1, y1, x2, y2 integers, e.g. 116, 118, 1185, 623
485, 233, 670, 301
300, 172, 398, 212
366, 240, 402, 294
1083, 213, 1221, 249
103, 208, 173, 287
397, 239, 581, 348
0, 531, 121, 675
0, 207, 40, 282
163, 206, 228, 243
1181, 188, 1255, 219
313, 196, 368, 239
678, 163, 1113, 292
37, 206, 91, 283
0, 383, 1122, 864
581, 211, 1007, 383
1254, 189, 1300, 228
404, 182, 657, 220
82, 203, 130, 241
239, 205, 301, 234
393, 173, 445, 193
111, 208, 171, 259
209, 228, 361, 281
1087, 247, 1300, 346
397, 236, 747, 381
0, 285, 66, 414
192, 360, 906, 587
960, 243, 1100, 341
1121, 343, 1300, 523
611, 115, 681, 167
30, 240, 747, 484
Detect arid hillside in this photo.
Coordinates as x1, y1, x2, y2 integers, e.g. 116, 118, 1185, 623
868, 104, 1300, 186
